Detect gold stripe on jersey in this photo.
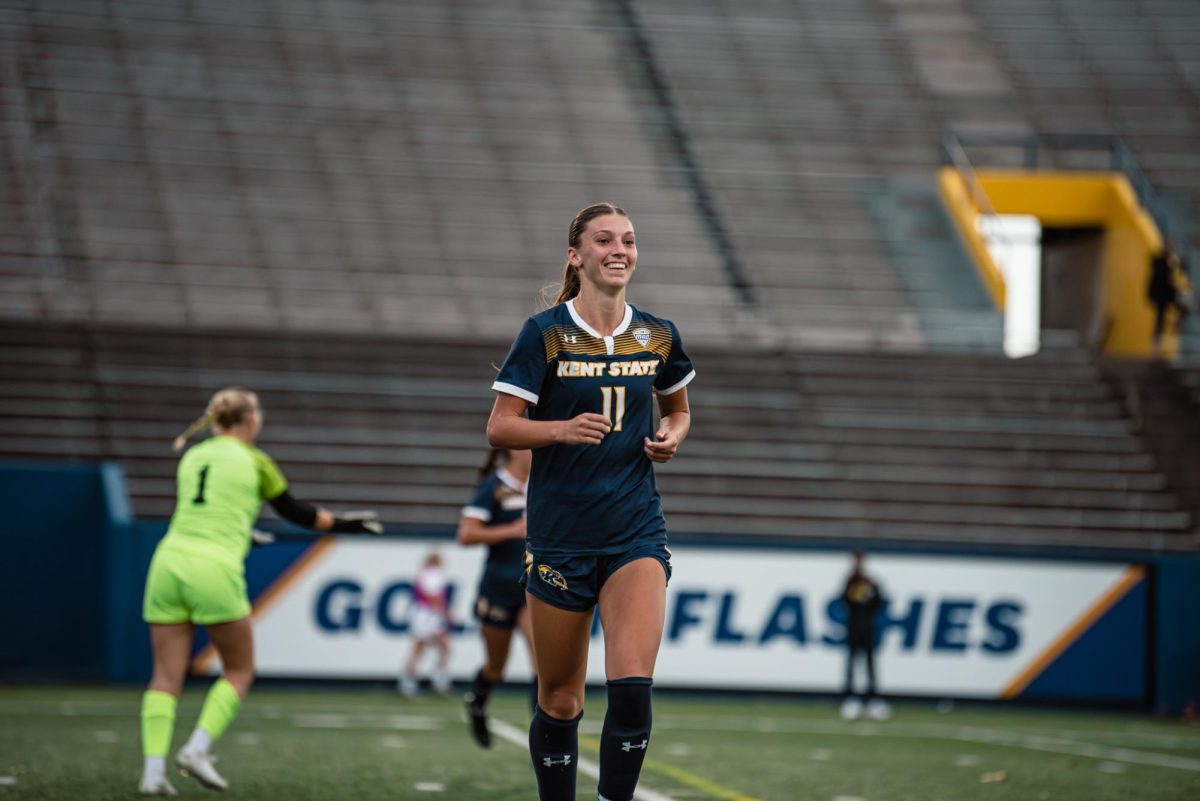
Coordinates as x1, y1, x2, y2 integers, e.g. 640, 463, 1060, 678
542, 325, 595, 361
542, 322, 673, 362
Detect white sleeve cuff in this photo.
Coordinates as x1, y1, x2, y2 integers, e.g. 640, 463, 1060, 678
657, 369, 696, 396
461, 506, 491, 522
492, 381, 539, 405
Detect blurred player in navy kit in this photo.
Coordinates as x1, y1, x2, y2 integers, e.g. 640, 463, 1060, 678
839, 550, 890, 721
487, 203, 695, 801
459, 447, 536, 748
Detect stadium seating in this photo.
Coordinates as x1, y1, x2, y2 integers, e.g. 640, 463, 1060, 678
1, 320, 1194, 552
5, 0, 1197, 350
631, 0, 954, 348
0, 0, 748, 343
962, 0, 1200, 241
3, 1, 1200, 555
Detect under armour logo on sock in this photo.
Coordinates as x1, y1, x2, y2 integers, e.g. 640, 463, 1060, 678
542, 755, 572, 767
621, 739, 649, 752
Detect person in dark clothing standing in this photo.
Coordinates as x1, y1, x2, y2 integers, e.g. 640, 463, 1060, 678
1147, 243, 1193, 357
839, 550, 889, 721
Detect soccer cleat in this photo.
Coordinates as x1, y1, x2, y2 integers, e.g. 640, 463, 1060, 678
866, 698, 892, 721
839, 697, 863, 721
176, 747, 228, 791
138, 775, 178, 796
464, 692, 492, 748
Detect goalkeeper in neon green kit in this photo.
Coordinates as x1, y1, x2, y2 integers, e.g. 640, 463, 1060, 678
138, 387, 383, 796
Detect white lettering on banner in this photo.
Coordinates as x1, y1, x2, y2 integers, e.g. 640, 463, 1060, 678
241, 541, 1138, 699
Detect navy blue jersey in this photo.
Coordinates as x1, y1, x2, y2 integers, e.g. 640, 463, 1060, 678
462, 469, 528, 587
493, 300, 695, 556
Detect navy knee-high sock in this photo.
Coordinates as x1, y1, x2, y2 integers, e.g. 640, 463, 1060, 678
529, 705, 581, 801
598, 677, 653, 801
469, 668, 496, 706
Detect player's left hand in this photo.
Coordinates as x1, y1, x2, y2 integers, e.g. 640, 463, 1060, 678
333, 510, 384, 535
644, 429, 680, 463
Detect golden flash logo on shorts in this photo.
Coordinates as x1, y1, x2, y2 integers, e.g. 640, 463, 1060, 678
537, 564, 569, 591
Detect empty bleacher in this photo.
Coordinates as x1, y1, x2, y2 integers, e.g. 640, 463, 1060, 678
4, 2, 1200, 557
7, 1, 1197, 351
2, 321, 1193, 553
964, 0, 1200, 248
0, 0, 749, 343
631, 0, 955, 349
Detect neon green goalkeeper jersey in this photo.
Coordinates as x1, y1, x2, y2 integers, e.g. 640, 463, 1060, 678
161, 436, 288, 567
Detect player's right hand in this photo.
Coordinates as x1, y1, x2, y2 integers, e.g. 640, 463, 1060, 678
558, 412, 612, 445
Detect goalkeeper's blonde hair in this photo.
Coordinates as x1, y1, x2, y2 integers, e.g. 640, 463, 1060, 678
172, 387, 260, 452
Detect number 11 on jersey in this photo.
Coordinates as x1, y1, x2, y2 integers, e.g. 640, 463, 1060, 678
600, 386, 626, 432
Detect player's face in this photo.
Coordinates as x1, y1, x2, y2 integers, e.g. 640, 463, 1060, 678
569, 214, 637, 293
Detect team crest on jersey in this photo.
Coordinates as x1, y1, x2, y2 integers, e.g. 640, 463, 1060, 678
633, 327, 651, 347
537, 564, 569, 591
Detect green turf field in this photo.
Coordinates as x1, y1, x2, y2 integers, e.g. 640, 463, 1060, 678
1, 686, 1197, 800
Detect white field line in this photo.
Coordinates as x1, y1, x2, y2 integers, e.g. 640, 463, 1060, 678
490, 718, 678, 801
289, 713, 442, 731
656, 718, 1200, 774
2, 697, 1194, 750
4, 698, 1197, 774
952, 727, 1200, 773
658, 713, 1200, 748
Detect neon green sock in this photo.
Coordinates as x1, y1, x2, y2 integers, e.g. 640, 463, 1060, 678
140, 690, 177, 758
195, 678, 242, 744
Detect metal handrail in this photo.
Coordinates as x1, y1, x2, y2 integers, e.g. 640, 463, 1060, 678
942, 131, 1194, 269
941, 133, 998, 218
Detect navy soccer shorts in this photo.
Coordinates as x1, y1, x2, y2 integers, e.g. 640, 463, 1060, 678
521, 541, 672, 612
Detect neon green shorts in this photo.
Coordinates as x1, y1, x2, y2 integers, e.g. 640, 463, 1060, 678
142, 545, 251, 625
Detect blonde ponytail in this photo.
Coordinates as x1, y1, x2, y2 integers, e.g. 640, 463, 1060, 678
171, 387, 259, 451
172, 413, 211, 452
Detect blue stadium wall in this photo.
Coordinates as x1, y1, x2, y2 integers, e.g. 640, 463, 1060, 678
3, 464, 1198, 713
0, 463, 128, 680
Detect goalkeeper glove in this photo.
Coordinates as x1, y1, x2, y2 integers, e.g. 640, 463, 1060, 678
250, 528, 276, 546
330, 510, 384, 535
